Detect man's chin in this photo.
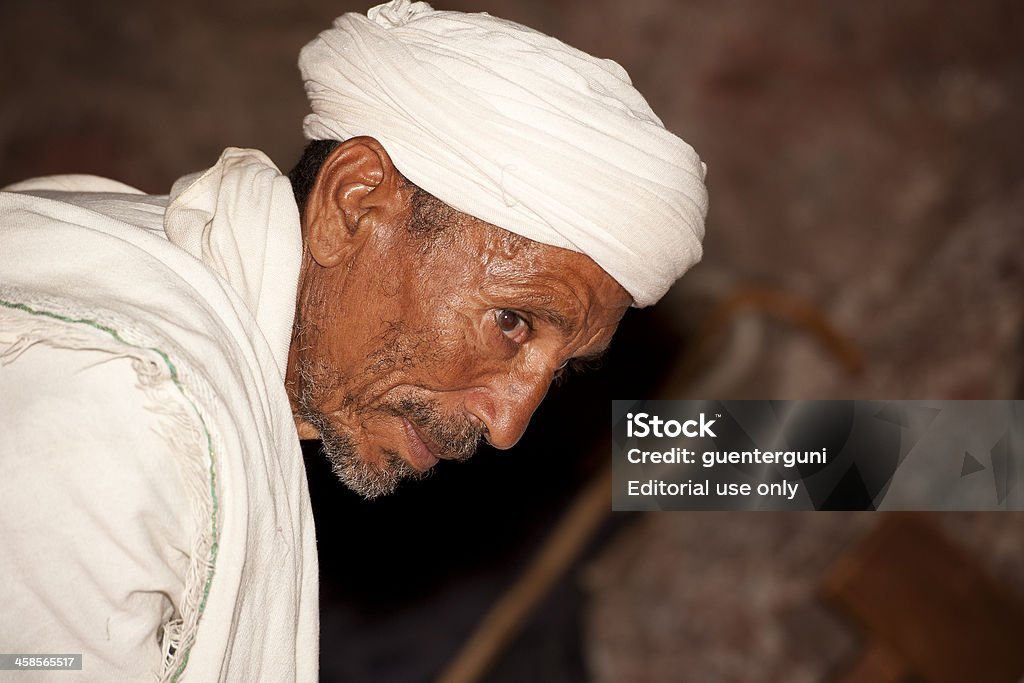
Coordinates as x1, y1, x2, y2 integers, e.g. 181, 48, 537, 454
303, 408, 426, 499
329, 446, 426, 500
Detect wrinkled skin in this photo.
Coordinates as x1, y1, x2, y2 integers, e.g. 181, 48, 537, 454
285, 137, 632, 498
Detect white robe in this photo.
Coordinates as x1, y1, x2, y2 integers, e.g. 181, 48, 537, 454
0, 148, 318, 681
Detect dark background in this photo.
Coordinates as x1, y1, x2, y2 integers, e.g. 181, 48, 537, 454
3, 1, 1023, 681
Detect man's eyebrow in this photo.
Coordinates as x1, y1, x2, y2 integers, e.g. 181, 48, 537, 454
530, 307, 576, 337
526, 307, 611, 361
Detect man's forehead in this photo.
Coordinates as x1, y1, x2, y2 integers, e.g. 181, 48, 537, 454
465, 219, 633, 312
389, 180, 633, 322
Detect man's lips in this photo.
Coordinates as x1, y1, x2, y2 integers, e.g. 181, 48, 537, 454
401, 418, 441, 471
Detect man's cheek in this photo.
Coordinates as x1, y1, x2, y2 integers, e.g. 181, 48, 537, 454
426, 336, 492, 386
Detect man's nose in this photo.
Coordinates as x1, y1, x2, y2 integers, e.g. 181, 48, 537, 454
464, 369, 553, 450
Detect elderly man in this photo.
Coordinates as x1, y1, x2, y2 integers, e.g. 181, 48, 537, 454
0, 1, 706, 680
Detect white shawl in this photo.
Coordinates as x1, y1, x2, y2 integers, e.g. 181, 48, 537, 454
0, 148, 317, 681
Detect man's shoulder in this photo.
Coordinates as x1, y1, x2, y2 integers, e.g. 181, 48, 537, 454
1, 172, 169, 239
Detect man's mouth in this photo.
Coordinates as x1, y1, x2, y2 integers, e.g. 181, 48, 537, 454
401, 418, 441, 471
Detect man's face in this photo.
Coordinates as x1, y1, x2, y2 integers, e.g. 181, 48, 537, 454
287, 143, 632, 498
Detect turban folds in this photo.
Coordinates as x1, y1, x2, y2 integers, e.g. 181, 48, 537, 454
299, 0, 707, 307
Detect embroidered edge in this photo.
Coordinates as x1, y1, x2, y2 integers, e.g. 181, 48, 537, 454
0, 296, 220, 682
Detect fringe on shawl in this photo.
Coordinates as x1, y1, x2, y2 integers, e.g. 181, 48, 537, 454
0, 286, 220, 683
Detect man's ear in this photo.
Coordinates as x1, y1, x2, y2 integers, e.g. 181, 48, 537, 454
303, 136, 411, 268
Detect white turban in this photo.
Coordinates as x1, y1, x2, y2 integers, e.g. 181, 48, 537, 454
299, 0, 707, 307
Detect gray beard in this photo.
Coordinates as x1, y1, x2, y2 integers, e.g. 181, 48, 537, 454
294, 349, 485, 499
302, 408, 425, 499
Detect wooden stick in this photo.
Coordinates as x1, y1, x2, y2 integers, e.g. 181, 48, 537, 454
437, 464, 613, 683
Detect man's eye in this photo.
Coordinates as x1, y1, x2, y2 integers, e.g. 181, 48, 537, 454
495, 309, 529, 339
